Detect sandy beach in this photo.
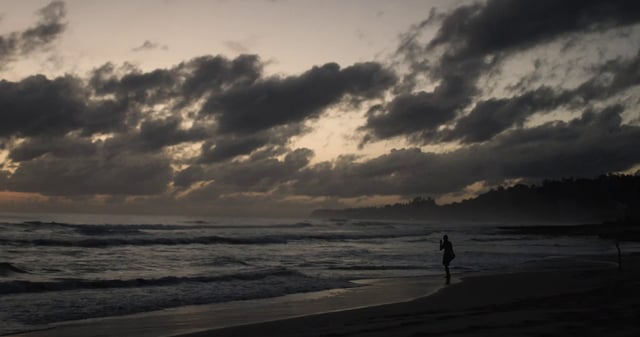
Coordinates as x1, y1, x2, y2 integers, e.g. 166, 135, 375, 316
5, 275, 446, 337
7, 255, 639, 337
177, 256, 640, 337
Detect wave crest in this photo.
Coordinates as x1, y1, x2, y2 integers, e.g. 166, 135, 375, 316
0, 268, 305, 294
0, 232, 429, 248
0, 262, 28, 276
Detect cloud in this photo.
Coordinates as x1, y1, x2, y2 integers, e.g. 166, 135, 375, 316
480, 105, 639, 179
441, 49, 640, 144
0, 53, 395, 197
136, 117, 210, 151
362, 74, 475, 142
198, 135, 270, 164
0, 73, 138, 138
102, 116, 212, 154
2, 0, 640, 214
131, 40, 168, 52
442, 86, 564, 143
180, 54, 263, 104
8, 135, 97, 162
170, 104, 640, 201
0, 1, 66, 68
573, 49, 640, 100
360, 0, 640, 145
89, 63, 179, 106
182, 148, 314, 197
197, 123, 306, 164
88, 54, 264, 111
294, 105, 640, 197
0, 75, 88, 137
203, 62, 396, 134
173, 165, 205, 188
223, 40, 254, 54
4, 153, 173, 196
428, 0, 640, 62
0, 170, 8, 188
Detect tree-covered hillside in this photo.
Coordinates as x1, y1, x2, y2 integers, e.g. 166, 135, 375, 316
311, 174, 640, 223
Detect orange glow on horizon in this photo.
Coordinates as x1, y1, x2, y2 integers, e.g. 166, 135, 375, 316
0, 191, 48, 202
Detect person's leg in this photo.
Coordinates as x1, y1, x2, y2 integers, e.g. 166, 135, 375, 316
445, 265, 451, 284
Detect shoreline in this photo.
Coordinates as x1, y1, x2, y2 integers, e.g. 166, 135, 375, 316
7, 255, 635, 337
178, 255, 639, 337
5, 274, 448, 337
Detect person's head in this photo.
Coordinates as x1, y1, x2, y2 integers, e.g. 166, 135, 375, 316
443, 235, 448, 241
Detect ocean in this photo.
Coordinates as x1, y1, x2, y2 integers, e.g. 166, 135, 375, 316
0, 212, 635, 335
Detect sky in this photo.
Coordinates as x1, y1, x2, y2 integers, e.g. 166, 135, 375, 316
1, 0, 640, 217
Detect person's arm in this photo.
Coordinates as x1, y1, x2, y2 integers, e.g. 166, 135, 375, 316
439, 239, 443, 250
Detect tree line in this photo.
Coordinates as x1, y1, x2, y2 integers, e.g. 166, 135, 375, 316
311, 174, 640, 223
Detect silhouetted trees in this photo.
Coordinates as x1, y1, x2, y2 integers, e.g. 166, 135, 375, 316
311, 174, 640, 223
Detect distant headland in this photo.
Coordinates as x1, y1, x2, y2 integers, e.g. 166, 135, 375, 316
310, 174, 640, 223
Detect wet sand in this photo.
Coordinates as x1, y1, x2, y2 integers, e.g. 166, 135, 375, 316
6, 276, 445, 337
179, 256, 640, 337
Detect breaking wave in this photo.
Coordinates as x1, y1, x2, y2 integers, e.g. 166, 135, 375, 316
327, 265, 427, 271
0, 262, 28, 276
0, 268, 309, 295
0, 232, 429, 248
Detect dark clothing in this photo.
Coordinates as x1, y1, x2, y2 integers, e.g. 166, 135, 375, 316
440, 240, 455, 266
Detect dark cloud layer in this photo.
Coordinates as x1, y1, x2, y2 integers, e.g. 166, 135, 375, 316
443, 87, 563, 143
204, 62, 396, 134
184, 148, 314, 198
175, 103, 640, 201
6, 153, 173, 196
181, 54, 263, 102
361, 0, 640, 145
198, 135, 268, 164
0, 73, 140, 138
0, 1, 66, 68
197, 123, 306, 164
9, 136, 97, 162
363, 73, 475, 141
0, 75, 87, 137
296, 105, 640, 197
444, 48, 640, 144
1, 0, 640, 215
136, 117, 210, 151
0, 34, 396, 200
429, 0, 640, 61
190, 61, 396, 163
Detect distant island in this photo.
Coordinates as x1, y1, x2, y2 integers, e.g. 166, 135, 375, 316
311, 174, 640, 223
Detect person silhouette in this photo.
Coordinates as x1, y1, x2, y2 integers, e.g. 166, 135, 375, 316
439, 235, 455, 284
